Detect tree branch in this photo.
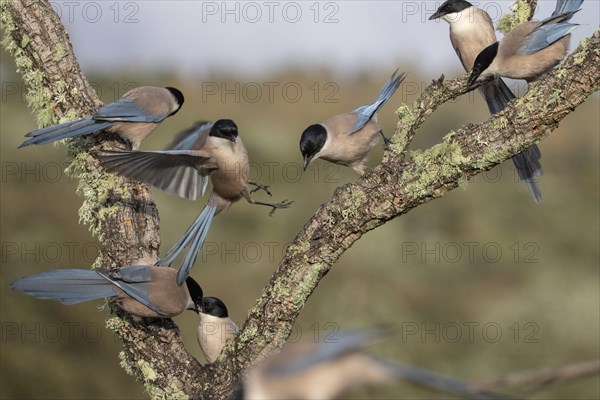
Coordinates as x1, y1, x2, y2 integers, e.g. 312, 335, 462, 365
2, 1, 202, 398
225, 31, 600, 398
3, 0, 599, 398
497, 0, 538, 33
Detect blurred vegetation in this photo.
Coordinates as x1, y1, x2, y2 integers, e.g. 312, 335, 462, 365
1, 47, 598, 399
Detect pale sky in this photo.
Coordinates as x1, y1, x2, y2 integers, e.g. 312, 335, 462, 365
55, 0, 599, 76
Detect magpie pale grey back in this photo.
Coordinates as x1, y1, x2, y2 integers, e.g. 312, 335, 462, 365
20, 86, 184, 149
431, 0, 544, 202
469, 0, 583, 84
299, 69, 406, 175
10, 265, 202, 318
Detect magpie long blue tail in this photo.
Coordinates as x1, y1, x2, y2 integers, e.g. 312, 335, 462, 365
20, 119, 112, 148
481, 78, 543, 203
513, 148, 543, 203
552, 0, 584, 18
350, 70, 407, 134
10, 269, 117, 304
157, 204, 217, 286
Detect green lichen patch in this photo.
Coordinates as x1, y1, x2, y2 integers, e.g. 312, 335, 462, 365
573, 38, 591, 65
120, 348, 189, 399
53, 43, 66, 62
497, 0, 532, 34
545, 89, 562, 108
286, 241, 310, 255
294, 265, 322, 306
470, 139, 515, 170
237, 323, 258, 343
391, 104, 419, 153
146, 383, 189, 400
496, 14, 515, 35
269, 275, 292, 299
324, 211, 335, 228
339, 187, 366, 221
407, 139, 470, 197
137, 359, 158, 381
118, 351, 135, 375
20, 34, 29, 48
1, 7, 60, 128
65, 150, 132, 237
490, 115, 509, 131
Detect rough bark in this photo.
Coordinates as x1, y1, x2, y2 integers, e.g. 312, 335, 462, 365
497, 0, 538, 33
2, 0, 599, 399
2, 1, 201, 398
227, 30, 600, 388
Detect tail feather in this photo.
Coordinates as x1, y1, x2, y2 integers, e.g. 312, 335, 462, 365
481, 79, 544, 203
177, 207, 216, 286
157, 205, 217, 285
20, 119, 111, 147
158, 210, 207, 267
376, 358, 513, 400
26, 119, 84, 138
512, 148, 543, 203
350, 70, 407, 134
10, 269, 117, 304
552, 0, 584, 18
480, 78, 514, 115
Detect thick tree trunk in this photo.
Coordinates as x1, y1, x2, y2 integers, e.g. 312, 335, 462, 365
2, 1, 202, 398
2, 0, 598, 398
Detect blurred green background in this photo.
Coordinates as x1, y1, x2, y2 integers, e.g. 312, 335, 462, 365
1, 47, 598, 398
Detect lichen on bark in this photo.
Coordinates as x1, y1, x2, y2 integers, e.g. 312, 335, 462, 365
2, 0, 599, 398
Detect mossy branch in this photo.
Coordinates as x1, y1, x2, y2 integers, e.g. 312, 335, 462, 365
2, 0, 599, 399
497, 0, 537, 33
1, 1, 198, 398
383, 73, 492, 163
221, 28, 599, 397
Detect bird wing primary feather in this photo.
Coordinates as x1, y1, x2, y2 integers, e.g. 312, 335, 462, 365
108, 265, 155, 283
167, 121, 213, 150
350, 70, 407, 134
98, 150, 218, 200
97, 268, 169, 317
518, 21, 578, 55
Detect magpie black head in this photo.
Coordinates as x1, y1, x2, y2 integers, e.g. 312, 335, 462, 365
200, 296, 229, 318
429, 0, 473, 20
165, 87, 185, 114
185, 277, 204, 312
468, 42, 499, 88
299, 124, 327, 170
210, 119, 239, 143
